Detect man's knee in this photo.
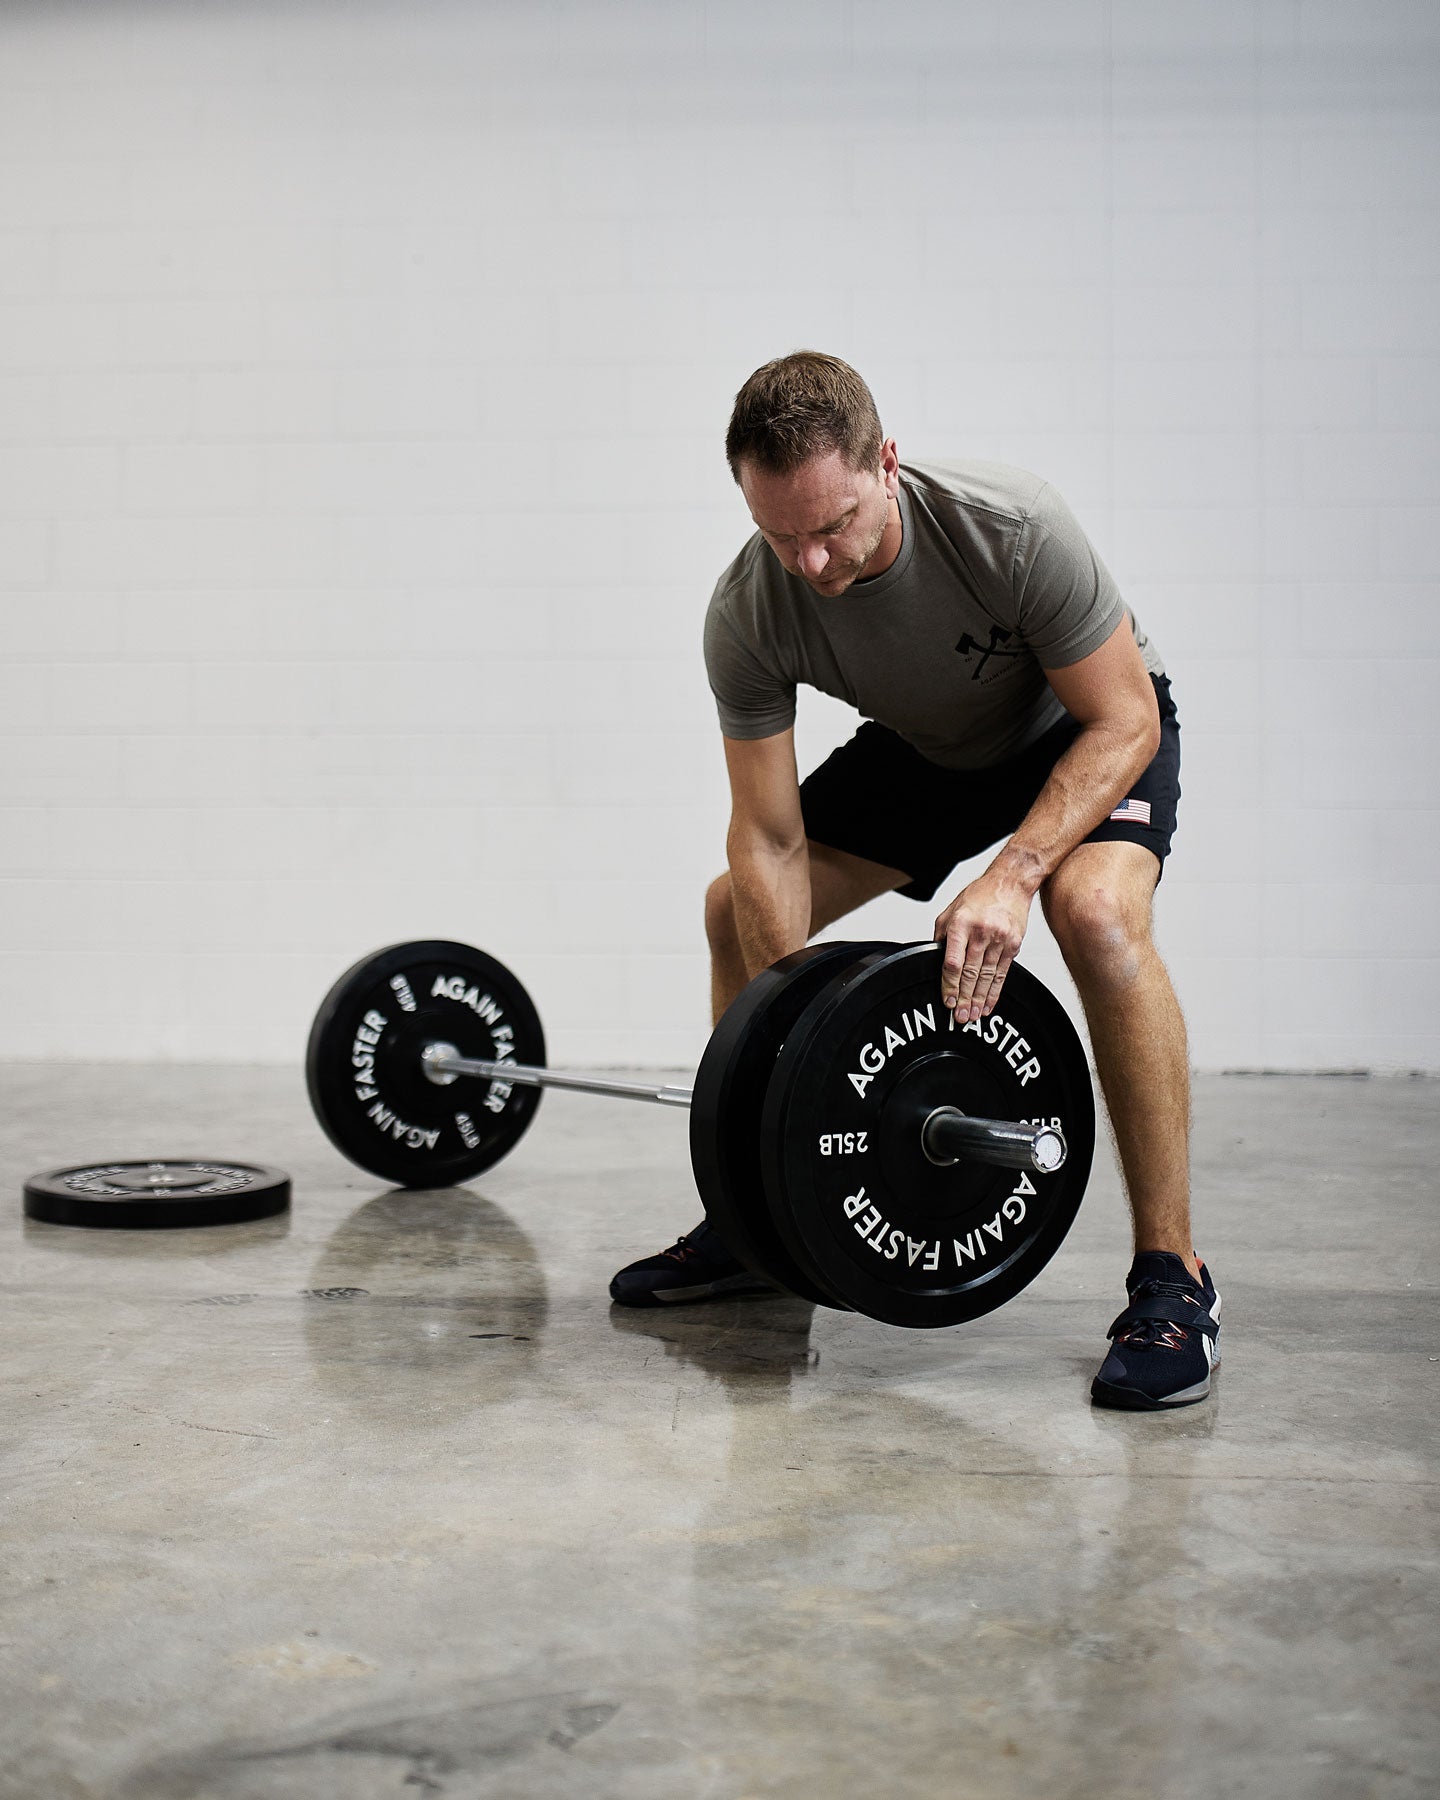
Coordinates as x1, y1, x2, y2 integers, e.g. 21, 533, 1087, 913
704, 871, 737, 953
1042, 855, 1156, 987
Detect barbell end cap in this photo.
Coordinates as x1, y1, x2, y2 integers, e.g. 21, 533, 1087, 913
421, 1041, 461, 1087
1033, 1126, 1068, 1173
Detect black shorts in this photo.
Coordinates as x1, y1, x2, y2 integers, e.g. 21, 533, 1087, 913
799, 674, 1181, 903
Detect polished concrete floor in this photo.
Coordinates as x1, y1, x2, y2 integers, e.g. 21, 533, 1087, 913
1, 1063, 1436, 1800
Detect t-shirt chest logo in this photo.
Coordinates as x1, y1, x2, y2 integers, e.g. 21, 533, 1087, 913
954, 624, 1027, 683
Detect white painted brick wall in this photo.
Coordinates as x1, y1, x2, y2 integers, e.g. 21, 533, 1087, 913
1, 0, 1436, 1070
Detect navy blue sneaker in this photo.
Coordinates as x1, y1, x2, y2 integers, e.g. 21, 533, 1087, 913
1091, 1252, 1221, 1410
609, 1219, 776, 1307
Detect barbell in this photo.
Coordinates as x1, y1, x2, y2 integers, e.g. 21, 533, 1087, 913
306, 938, 1096, 1329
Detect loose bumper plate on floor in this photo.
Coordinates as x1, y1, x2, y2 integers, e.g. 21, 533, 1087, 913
760, 943, 1096, 1328
23, 1160, 292, 1228
306, 939, 547, 1188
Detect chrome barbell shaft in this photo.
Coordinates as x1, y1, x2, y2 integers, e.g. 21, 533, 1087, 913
422, 1044, 693, 1108
422, 1043, 1065, 1173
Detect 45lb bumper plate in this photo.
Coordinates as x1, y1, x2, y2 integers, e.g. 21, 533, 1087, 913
306, 940, 546, 1188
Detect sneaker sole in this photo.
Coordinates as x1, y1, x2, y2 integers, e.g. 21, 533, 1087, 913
609, 1272, 776, 1309
656, 1272, 777, 1304
1090, 1371, 1213, 1411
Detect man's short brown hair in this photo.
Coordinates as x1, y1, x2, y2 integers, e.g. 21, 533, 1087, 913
725, 351, 883, 482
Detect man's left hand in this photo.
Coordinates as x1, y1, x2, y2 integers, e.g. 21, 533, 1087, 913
932, 872, 1035, 1022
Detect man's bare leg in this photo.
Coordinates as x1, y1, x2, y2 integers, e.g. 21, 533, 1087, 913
705, 840, 910, 1024
1040, 841, 1198, 1282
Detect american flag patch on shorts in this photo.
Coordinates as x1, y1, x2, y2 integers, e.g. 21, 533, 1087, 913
1109, 797, 1152, 824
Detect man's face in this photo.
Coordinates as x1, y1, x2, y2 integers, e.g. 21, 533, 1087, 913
738, 441, 900, 597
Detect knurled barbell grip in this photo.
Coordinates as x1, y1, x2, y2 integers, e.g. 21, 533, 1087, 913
423, 1044, 1066, 1174
922, 1106, 1068, 1174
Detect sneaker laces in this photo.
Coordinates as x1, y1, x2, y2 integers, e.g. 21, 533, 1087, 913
1116, 1276, 1203, 1349
661, 1231, 700, 1265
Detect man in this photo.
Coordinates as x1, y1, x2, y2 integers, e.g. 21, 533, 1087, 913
610, 351, 1220, 1412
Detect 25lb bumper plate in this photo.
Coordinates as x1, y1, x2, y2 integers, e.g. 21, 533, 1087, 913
306, 940, 546, 1188
761, 942, 1095, 1328
690, 940, 887, 1308
24, 1161, 291, 1228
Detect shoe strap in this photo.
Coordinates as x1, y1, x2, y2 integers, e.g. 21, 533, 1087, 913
1108, 1293, 1218, 1341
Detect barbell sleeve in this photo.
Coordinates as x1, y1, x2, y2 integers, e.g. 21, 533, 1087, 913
921, 1106, 1068, 1174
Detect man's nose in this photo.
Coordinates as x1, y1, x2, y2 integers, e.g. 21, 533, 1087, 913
795, 538, 829, 579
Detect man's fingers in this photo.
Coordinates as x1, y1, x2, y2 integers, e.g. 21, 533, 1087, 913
935, 883, 1032, 1020
938, 926, 966, 1010
970, 951, 1013, 1020
941, 930, 1018, 1022
953, 948, 991, 1022
941, 928, 986, 1017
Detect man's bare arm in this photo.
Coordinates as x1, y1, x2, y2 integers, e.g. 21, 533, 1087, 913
934, 621, 1161, 1018
992, 621, 1160, 892
722, 731, 811, 979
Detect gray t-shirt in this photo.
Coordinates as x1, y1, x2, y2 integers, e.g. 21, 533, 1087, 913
704, 459, 1164, 770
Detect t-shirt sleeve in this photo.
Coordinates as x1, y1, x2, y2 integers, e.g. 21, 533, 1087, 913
703, 601, 797, 740
1012, 483, 1127, 669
